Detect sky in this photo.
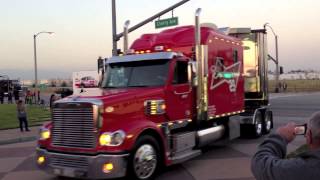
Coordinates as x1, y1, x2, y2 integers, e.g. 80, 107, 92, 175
0, 0, 320, 80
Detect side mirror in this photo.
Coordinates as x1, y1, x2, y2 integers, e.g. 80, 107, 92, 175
97, 57, 106, 87
279, 66, 284, 74
97, 57, 104, 73
188, 61, 198, 87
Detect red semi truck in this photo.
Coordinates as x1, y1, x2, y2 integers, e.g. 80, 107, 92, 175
36, 14, 272, 180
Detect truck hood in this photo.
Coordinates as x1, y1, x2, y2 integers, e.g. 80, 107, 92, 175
66, 87, 165, 106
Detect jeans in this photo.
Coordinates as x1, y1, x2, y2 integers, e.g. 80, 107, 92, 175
18, 117, 29, 131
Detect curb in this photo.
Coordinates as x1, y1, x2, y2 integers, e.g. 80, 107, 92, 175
0, 136, 38, 146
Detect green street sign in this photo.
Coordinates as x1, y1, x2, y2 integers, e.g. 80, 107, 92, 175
39, 84, 47, 90
155, 17, 178, 29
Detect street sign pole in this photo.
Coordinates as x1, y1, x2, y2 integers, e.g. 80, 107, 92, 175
111, 0, 190, 56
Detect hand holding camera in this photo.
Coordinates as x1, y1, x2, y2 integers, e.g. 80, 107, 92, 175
276, 122, 307, 143
276, 122, 297, 143
294, 123, 307, 135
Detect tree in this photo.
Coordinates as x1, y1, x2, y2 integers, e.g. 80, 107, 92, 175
61, 81, 67, 87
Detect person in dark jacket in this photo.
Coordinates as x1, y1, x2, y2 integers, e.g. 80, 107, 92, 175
0, 89, 4, 104
8, 91, 13, 104
251, 112, 320, 180
13, 89, 19, 102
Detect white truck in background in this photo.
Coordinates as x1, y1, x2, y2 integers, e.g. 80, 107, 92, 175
72, 71, 99, 95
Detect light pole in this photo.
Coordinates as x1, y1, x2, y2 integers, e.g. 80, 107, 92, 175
264, 23, 280, 93
33, 31, 54, 103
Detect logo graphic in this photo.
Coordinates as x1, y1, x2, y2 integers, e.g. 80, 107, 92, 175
210, 59, 241, 92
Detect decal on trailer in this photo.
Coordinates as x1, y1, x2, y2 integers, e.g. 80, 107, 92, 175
210, 60, 241, 92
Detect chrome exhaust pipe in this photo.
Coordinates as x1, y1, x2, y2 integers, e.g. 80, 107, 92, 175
123, 20, 130, 55
197, 125, 225, 147
195, 8, 207, 121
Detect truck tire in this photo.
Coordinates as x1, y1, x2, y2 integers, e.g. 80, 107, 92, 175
128, 135, 161, 180
263, 110, 273, 134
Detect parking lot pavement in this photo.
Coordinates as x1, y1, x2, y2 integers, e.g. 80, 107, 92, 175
0, 126, 41, 146
0, 136, 304, 180
0, 139, 260, 180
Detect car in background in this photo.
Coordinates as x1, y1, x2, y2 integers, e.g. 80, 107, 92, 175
75, 76, 97, 88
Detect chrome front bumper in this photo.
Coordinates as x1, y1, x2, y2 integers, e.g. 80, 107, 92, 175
36, 148, 129, 179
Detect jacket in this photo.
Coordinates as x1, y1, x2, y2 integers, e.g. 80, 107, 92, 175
251, 134, 320, 180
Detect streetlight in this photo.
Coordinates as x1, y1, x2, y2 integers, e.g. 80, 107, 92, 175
33, 31, 54, 103
264, 23, 280, 93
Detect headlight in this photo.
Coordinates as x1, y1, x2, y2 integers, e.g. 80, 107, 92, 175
39, 128, 50, 140
99, 130, 126, 146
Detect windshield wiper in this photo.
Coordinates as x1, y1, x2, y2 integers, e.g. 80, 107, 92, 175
103, 86, 120, 89
127, 85, 150, 87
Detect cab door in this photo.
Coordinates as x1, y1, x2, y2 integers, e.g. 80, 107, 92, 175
166, 60, 194, 122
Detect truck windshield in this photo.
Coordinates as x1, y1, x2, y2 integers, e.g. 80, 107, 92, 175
102, 59, 170, 88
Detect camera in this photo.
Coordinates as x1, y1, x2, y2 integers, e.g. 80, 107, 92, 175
294, 124, 307, 135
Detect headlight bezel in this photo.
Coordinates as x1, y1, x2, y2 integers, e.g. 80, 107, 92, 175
99, 130, 126, 146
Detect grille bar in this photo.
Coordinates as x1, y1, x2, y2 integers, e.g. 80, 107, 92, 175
51, 103, 96, 149
51, 155, 89, 169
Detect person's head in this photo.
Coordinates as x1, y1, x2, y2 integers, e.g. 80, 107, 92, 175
306, 112, 320, 149
17, 100, 24, 108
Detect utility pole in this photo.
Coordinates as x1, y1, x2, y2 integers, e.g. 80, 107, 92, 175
112, 0, 118, 56
111, 0, 190, 56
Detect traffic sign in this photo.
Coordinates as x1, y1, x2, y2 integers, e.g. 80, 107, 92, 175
155, 17, 178, 29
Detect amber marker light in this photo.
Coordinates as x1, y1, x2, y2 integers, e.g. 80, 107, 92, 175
103, 163, 114, 173
37, 156, 45, 165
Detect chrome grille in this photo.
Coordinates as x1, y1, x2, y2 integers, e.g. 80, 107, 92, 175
52, 103, 96, 149
51, 154, 89, 169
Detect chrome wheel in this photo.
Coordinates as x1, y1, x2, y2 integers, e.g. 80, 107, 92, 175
255, 120, 262, 135
253, 111, 263, 137
263, 111, 273, 134
133, 144, 157, 179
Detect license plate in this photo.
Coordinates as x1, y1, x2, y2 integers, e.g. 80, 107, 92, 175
63, 169, 75, 177
53, 168, 62, 175
53, 168, 75, 177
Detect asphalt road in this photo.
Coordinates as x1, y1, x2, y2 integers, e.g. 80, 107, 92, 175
1, 92, 320, 180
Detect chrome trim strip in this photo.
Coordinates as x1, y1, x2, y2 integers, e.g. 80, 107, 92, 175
37, 148, 129, 158
107, 52, 177, 64
54, 98, 103, 106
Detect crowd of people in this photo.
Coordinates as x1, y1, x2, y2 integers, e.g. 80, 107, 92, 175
0, 89, 20, 104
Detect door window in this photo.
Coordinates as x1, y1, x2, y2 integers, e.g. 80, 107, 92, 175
172, 61, 188, 84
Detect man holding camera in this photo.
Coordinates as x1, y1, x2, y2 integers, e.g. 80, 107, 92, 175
251, 112, 320, 180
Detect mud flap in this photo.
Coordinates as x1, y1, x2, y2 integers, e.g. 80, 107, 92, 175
228, 115, 241, 140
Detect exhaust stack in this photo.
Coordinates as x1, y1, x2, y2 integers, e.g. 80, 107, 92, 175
123, 20, 130, 55
195, 8, 208, 121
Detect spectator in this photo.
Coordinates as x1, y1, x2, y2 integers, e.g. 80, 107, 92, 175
283, 82, 288, 91
37, 90, 40, 103
49, 94, 57, 109
8, 91, 13, 104
0, 89, 4, 104
251, 112, 320, 180
16, 100, 30, 132
13, 89, 19, 102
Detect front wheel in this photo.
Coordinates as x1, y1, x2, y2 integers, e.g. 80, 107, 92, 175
128, 135, 161, 180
